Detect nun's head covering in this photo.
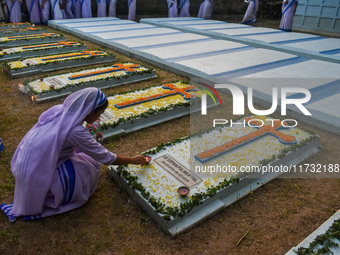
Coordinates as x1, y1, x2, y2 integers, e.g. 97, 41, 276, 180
11, 88, 107, 216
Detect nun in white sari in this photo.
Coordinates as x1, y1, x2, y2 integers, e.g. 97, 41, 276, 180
179, 0, 189, 17
279, 0, 298, 32
241, 0, 258, 25
51, 0, 66, 19
108, 0, 116, 16
167, 0, 178, 17
197, 0, 213, 19
128, 0, 136, 20
81, 0, 91, 18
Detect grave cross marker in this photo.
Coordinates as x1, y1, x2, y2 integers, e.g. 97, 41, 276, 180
68, 63, 140, 80
2, 27, 40, 32
41, 50, 105, 61
22, 41, 78, 50
114, 83, 197, 109
195, 118, 297, 163
8, 32, 57, 39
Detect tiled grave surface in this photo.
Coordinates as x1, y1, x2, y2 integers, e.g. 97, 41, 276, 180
48, 17, 340, 135
140, 17, 340, 64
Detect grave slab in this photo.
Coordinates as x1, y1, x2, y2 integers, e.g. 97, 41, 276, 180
140, 40, 250, 62
49, 17, 128, 31
0, 41, 87, 62
98, 81, 214, 139
108, 117, 320, 236
3, 50, 115, 78
76, 23, 154, 34
108, 33, 205, 49
93, 27, 179, 41
0, 22, 32, 30
19, 62, 156, 102
175, 48, 296, 76
0, 32, 65, 48
284, 38, 340, 55
0, 27, 48, 37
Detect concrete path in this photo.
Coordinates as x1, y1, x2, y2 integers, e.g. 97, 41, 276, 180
48, 17, 340, 134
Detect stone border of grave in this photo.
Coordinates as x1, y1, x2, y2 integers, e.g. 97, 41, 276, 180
0, 43, 87, 62
3, 53, 116, 79
108, 135, 320, 236
0, 35, 65, 48
19, 69, 157, 103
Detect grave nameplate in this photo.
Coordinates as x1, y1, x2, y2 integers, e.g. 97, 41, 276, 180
154, 154, 202, 188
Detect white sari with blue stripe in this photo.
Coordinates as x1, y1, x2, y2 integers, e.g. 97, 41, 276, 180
1, 158, 76, 221
1, 88, 116, 222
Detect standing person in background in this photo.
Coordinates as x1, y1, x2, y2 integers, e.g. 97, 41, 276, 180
178, 0, 189, 17
2, 0, 10, 22
5, 0, 22, 23
26, 0, 41, 24
128, 0, 136, 20
0, 137, 3, 153
108, 0, 116, 17
73, 0, 81, 18
0, 0, 7, 21
81, 0, 91, 18
65, 0, 74, 18
197, 0, 213, 19
167, 0, 178, 17
50, 0, 66, 19
39, 0, 49, 24
279, 0, 298, 32
97, 0, 106, 17
241, 0, 258, 25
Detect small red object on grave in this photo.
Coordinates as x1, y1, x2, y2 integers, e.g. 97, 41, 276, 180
177, 186, 190, 196
144, 156, 151, 164
49, 85, 55, 89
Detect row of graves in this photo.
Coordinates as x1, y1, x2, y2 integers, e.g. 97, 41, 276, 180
1, 22, 322, 237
